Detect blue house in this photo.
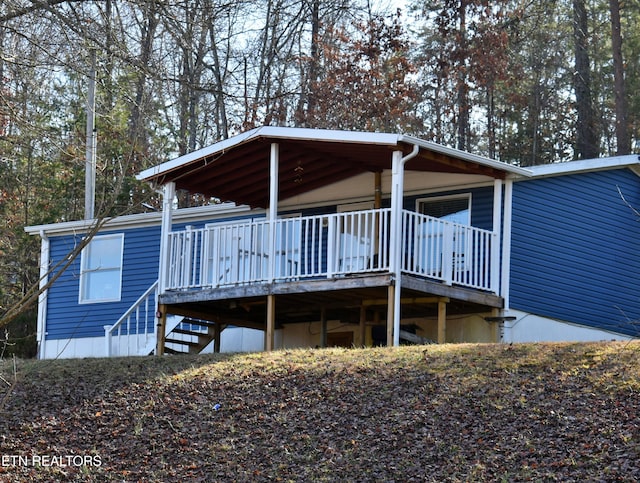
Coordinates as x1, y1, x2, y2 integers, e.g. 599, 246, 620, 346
25, 127, 640, 358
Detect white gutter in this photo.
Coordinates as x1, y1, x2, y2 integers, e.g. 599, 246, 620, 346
390, 143, 420, 346
36, 230, 50, 360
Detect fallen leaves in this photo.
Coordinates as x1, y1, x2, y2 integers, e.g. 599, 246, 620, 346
0, 342, 638, 481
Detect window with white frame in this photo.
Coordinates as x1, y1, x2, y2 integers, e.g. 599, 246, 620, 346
417, 194, 471, 224
415, 194, 471, 273
79, 234, 124, 303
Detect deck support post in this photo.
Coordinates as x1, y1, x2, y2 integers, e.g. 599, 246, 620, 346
156, 304, 168, 355
359, 305, 366, 347
386, 284, 395, 346
437, 299, 447, 344
490, 308, 501, 343
320, 307, 327, 348
266, 294, 275, 351
214, 322, 222, 353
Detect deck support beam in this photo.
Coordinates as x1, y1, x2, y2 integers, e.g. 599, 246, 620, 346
266, 294, 275, 351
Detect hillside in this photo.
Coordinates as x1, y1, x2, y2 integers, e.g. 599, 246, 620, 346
0, 342, 639, 482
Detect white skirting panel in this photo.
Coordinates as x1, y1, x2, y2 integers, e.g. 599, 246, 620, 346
41, 336, 107, 359
501, 310, 632, 343
199, 327, 265, 354
40, 327, 266, 359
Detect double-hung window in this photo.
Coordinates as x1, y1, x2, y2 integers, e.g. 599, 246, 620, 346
79, 234, 124, 303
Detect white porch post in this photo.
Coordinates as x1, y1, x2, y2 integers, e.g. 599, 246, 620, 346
389, 145, 419, 347
491, 179, 503, 294
265, 143, 279, 351
500, 178, 514, 307
389, 151, 404, 347
267, 143, 279, 282
158, 182, 176, 293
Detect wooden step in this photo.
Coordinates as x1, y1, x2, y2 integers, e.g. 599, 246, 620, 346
163, 346, 186, 355
172, 327, 209, 337
162, 319, 219, 355
182, 318, 216, 329
165, 337, 201, 347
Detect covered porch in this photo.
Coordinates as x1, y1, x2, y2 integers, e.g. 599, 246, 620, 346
137, 127, 530, 351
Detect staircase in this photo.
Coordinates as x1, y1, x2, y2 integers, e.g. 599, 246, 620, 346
162, 318, 223, 355
105, 281, 224, 357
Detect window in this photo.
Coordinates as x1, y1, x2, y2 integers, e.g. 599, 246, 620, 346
415, 194, 471, 273
79, 234, 124, 303
417, 194, 471, 224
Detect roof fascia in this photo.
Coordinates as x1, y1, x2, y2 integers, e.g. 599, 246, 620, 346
523, 155, 640, 179
137, 127, 403, 182
25, 203, 253, 237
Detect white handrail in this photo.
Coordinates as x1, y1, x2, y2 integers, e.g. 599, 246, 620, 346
104, 280, 158, 357
162, 208, 497, 293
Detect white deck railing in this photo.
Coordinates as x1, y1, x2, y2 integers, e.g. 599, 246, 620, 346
104, 281, 158, 357
163, 208, 498, 293
401, 211, 498, 291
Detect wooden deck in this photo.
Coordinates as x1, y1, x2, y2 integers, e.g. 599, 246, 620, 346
156, 207, 503, 349
158, 272, 503, 332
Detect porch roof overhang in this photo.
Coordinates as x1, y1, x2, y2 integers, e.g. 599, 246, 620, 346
137, 126, 531, 208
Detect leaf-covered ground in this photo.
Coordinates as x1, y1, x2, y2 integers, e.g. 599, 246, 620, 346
0, 342, 639, 482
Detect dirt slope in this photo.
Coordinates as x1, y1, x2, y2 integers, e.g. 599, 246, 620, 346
1, 342, 639, 482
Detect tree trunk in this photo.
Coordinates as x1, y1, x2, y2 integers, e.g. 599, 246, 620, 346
129, 3, 158, 153
456, 0, 469, 152
572, 0, 598, 159
609, 0, 630, 155
306, 0, 320, 123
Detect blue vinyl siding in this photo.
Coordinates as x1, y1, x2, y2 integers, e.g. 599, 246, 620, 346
510, 168, 640, 336
46, 226, 161, 339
